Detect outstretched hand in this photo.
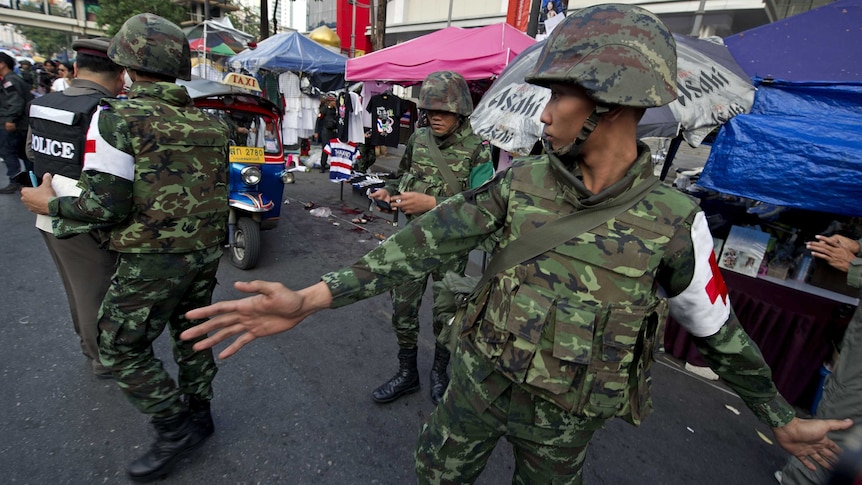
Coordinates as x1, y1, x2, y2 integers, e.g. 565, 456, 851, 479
807, 234, 859, 273
773, 417, 854, 470
181, 280, 333, 359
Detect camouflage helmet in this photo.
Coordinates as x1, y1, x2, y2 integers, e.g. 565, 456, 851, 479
418, 71, 473, 116
108, 13, 191, 81
525, 4, 677, 108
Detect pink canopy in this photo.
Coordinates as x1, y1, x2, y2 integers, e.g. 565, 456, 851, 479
346, 23, 536, 83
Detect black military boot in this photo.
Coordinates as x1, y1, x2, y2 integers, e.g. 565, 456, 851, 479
186, 395, 214, 437
126, 411, 208, 482
429, 344, 451, 405
371, 347, 420, 403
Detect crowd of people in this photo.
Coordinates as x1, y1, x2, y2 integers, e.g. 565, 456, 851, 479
2, 5, 859, 484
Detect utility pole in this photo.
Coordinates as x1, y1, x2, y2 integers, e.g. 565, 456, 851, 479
261, 0, 270, 40
371, 0, 386, 51
447, 0, 454, 27
691, 0, 707, 37
526, 0, 542, 38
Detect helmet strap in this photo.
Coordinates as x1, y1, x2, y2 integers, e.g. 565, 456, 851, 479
545, 105, 610, 159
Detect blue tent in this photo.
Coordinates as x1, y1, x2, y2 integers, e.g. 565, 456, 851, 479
699, 0, 862, 216
723, 0, 862, 83
231, 31, 347, 74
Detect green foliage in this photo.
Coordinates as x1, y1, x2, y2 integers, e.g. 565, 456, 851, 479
18, 27, 70, 59
228, 5, 260, 38
95, 0, 187, 37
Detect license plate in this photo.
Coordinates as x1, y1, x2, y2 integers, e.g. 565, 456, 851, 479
229, 146, 265, 163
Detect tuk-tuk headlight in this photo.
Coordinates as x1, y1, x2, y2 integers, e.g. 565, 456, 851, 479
240, 166, 262, 185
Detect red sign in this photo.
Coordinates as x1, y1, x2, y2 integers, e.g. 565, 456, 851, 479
506, 0, 532, 33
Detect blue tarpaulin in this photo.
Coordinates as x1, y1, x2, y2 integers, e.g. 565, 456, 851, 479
231, 31, 347, 74
724, 0, 862, 82
700, 0, 862, 216
699, 80, 862, 216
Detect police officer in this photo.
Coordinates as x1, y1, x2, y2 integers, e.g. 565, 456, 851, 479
368, 71, 490, 405
21, 14, 229, 482
181, 5, 851, 483
0, 51, 33, 193
21, 37, 124, 378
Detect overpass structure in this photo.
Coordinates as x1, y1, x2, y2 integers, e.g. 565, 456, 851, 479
1, 0, 106, 37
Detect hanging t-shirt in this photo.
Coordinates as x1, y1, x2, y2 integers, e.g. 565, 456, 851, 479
336, 91, 351, 143
347, 92, 366, 144
367, 93, 403, 148
324, 139, 361, 183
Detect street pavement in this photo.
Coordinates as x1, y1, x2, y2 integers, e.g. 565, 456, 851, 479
0, 152, 793, 484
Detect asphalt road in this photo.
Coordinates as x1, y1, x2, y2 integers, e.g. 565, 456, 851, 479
0, 163, 791, 484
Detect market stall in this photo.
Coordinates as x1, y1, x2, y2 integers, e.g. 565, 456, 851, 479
665, 0, 862, 411
229, 31, 349, 147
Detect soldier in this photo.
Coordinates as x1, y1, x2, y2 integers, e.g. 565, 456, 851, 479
20, 37, 125, 378
19, 14, 229, 482
0, 51, 33, 193
181, 5, 851, 483
367, 70, 490, 405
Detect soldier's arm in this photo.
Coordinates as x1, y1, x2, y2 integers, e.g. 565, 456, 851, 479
659, 211, 852, 470
48, 107, 134, 225
658, 211, 796, 426
324, 169, 511, 307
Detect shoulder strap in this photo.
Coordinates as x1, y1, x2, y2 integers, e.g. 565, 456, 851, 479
425, 129, 462, 197
471, 177, 661, 295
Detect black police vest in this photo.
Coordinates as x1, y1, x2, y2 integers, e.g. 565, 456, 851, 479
29, 92, 104, 179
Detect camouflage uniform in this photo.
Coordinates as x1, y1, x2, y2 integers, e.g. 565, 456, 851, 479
385, 121, 490, 348
322, 6, 795, 482
49, 80, 229, 417
324, 146, 794, 482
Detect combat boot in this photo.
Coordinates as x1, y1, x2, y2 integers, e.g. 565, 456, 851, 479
371, 347, 420, 403
126, 411, 208, 482
186, 395, 214, 437
429, 344, 451, 405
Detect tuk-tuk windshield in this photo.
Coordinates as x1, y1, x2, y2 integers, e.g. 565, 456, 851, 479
205, 108, 281, 155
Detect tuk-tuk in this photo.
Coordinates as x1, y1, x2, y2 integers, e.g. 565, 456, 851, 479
180, 78, 294, 269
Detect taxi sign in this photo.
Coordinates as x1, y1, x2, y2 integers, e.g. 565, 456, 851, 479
222, 73, 261, 92
229, 146, 265, 163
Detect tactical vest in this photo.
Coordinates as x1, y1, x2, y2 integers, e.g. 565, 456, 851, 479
101, 97, 229, 253
398, 126, 485, 198
463, 156, 693, 424
29, 92, 104, 179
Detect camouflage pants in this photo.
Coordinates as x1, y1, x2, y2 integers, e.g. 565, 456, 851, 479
98, 247, 222, 418
415, 342, 605, 484
390, 256, 468, 349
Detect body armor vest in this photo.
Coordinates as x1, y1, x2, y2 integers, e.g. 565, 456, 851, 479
398, 126, 483, 199
463, 156, 684, 424
101, 96, 228, 253
29, 92, 103, 179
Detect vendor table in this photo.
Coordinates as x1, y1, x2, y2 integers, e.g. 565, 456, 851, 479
664, 269, 857, 410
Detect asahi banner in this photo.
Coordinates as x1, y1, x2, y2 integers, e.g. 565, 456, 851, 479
471, 41, 549, 155
472, 34, 755, 153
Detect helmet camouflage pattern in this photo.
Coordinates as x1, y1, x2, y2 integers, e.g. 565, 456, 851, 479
108, 13, 192, 81
418, 71, 473, 116
525, 3, 677, 108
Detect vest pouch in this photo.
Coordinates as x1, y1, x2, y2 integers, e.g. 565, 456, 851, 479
471, 272, 519, 364
524, 301, 596, 395
621, 299, 669, 425
433, 272, 483, 355
577, 304, 651, 420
